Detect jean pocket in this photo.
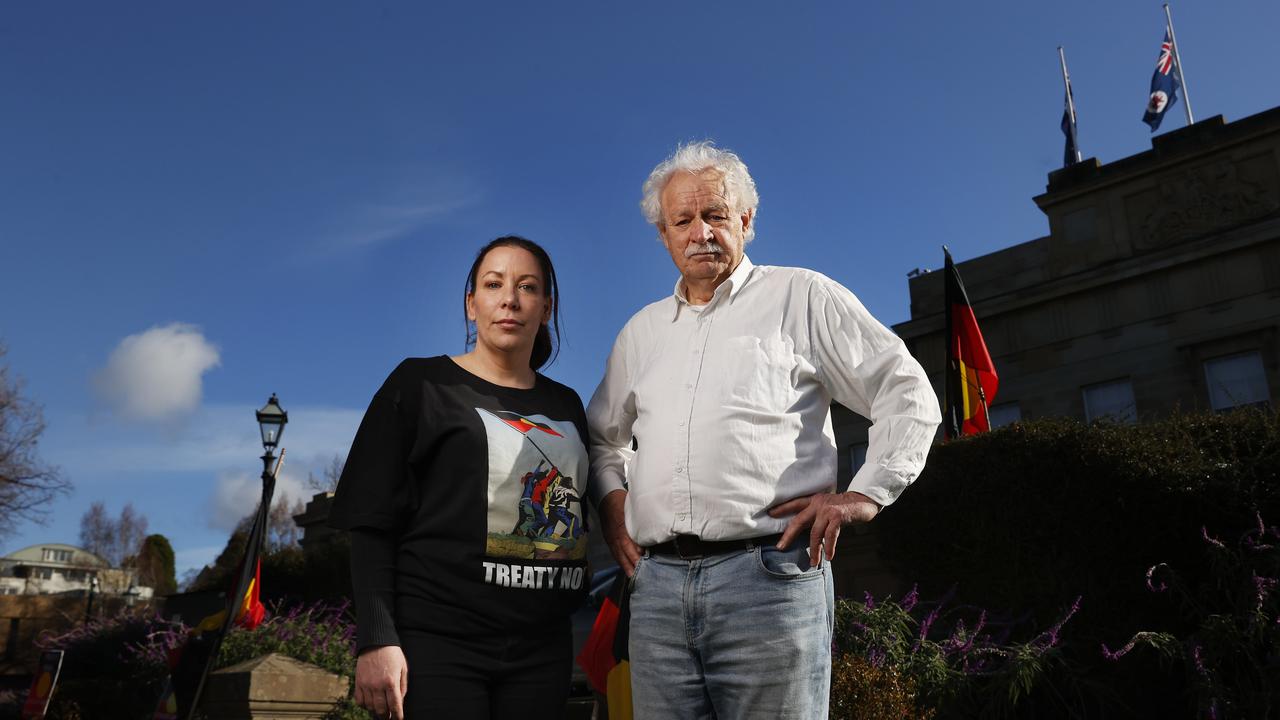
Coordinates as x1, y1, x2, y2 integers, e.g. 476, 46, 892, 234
629, 554, 647, 594
755, 545, 822, 580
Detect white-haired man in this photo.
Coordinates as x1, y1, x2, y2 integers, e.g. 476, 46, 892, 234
587, 141, 941, 719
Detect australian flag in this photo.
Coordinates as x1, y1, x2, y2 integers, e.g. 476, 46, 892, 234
1061, 82, 1080, 167
1142, 28, 1180, 131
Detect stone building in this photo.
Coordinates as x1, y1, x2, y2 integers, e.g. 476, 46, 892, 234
828, 107, 1280, 599
836, 106, 1280, 468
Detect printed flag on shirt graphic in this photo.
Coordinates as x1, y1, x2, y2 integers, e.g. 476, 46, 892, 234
1142, 28, 1180, 131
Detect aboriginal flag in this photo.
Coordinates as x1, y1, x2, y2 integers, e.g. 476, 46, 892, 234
155, 459, 277, 719
943, 249, 998, 440
576, 571, 633, 720
492, 410, 564, 437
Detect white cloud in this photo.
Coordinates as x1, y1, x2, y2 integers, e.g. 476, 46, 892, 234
310, 178, 482, 255
94, 323, 220, 421
42, 401, 363, 541
208, 467, 309, 531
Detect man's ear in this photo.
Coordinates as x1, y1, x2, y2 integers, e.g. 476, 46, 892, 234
740, 208, 755, 235
657, 223, 673, 250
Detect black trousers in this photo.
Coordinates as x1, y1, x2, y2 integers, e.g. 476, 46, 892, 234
400, 622, 572, 720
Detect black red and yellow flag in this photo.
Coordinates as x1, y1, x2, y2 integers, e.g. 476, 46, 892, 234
944, 249, 998, 440
575, 570, 633, 720
154, 451, 280, 720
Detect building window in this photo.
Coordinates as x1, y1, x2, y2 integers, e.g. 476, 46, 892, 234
1204, 352, 1270, 411
41, 549, 72, 563
31, 568, 52, 580
1083, 379, 1137, 423
988, 403, 1021, 428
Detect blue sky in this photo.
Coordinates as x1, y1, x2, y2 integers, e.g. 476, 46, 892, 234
3, 1, 1278, 579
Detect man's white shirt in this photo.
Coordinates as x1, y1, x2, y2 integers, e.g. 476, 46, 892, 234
587, 255, 942, 546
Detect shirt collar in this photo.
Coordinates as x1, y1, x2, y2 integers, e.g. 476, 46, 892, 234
670, 255, 756, 321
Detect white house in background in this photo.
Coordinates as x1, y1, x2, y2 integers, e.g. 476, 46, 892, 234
0, 543, 153, 599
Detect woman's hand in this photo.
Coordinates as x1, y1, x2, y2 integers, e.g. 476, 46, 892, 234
354, 645, 408, 719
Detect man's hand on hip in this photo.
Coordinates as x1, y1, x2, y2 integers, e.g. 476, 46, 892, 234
599, 489, 643, 577
769, 491, 880, 566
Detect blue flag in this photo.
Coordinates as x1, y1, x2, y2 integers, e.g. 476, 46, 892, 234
1142, 28, 1180, 131
1061, 83, 1080, 167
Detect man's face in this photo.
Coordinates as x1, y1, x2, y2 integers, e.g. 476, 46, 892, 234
657, 169, 753, 289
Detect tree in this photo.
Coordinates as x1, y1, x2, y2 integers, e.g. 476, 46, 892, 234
78, 500, 149, 567
78, 501, 114, 563
116, 503, 148, 567
0, 345, 70, 539
134, 534, 177, 594
305, 452, 345, 493
266, 494, 306, 550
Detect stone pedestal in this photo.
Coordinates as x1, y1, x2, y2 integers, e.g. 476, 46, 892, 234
201, 652, 348, 720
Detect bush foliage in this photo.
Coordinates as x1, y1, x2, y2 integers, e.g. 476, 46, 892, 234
33, 601, 369, 720
871, 410, 1279, 716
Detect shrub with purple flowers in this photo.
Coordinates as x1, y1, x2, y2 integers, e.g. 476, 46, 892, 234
34, 610, 188, 720
1103, 514, 1280, 718
215, 600, 370, 720
831, 588, 1088, 719
876, 410, 1280, 714
30, 602, 371, 720
216, 600, 356, 675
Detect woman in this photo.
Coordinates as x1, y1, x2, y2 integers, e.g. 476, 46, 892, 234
328, 237, 590, 719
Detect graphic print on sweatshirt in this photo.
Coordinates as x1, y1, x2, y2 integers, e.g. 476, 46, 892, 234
476, 409, 588, 561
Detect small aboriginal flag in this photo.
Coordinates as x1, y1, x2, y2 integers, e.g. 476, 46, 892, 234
943, 248, 998, 440
20, 650, 63, 719
575, 571, 633, 720
493, 410, 564, 437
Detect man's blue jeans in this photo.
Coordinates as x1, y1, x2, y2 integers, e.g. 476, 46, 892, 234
628, 543, 834, 719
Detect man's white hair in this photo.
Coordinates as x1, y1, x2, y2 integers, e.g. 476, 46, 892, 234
640, 140, 760, 242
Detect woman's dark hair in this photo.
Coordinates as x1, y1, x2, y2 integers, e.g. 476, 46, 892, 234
464, 235, 562, 370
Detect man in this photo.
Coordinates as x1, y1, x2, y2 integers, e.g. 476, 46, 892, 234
587, 141, 941, 719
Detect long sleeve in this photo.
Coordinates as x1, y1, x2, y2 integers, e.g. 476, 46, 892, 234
586, 325, 637, 505
808, 278, 942, 508
329, 362, 415, 533
349, 528, 400, 652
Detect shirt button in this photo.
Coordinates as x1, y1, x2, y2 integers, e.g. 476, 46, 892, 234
677, 420, 686, 427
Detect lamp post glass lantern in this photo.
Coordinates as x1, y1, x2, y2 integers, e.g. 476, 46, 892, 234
256, 394, 288, 451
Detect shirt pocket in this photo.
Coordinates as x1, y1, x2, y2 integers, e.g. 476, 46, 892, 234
723, 335, 796, 409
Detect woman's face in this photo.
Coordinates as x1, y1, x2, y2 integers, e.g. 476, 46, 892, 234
466, 245, 552, 359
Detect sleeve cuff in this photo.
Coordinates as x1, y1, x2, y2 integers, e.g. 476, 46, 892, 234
846, 465, 904, 509
589, 468, 627, 506
355, 598, 400, 653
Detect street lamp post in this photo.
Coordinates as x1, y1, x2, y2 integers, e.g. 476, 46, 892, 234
84, 576, 100, 622
184, 394, 289, 720
256, 393, 288, 481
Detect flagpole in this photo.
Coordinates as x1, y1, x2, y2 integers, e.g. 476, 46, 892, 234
1057, 47, 1081, 164
1163, 4, 1194, 125
184, 448, 285, 720
479, 408, 554, 466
